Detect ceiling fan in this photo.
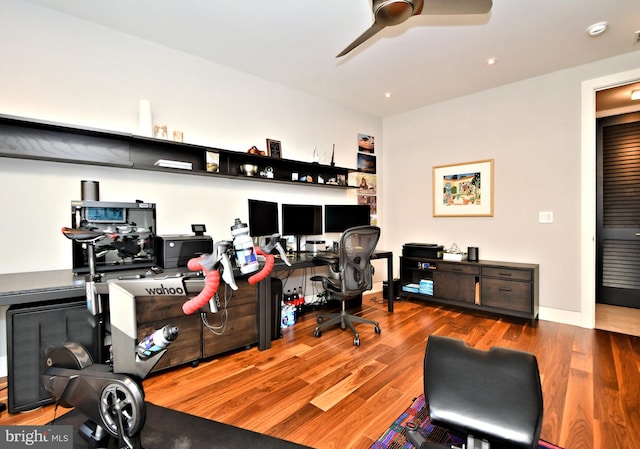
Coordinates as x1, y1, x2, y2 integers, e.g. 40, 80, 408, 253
337, 0, 493, 57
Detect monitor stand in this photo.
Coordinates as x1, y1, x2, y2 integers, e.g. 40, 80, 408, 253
294, 235, 303, 256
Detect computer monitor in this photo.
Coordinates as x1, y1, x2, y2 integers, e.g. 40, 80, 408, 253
282, 204, 322, 253
248, 199, 279, 237
324, 204, 371, 233
282, 204, 322, 236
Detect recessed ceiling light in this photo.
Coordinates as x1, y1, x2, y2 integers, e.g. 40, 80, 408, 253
484, 57, 498, 66
587, 21, 608, 37
631, 89, 640, 101
384, 92, 392, 98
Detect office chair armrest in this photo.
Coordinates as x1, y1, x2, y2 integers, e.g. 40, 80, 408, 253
310, 275, 341, 293
313, 255, 339, 268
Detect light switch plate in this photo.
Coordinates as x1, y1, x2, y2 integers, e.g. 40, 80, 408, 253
539, 211, 553, 224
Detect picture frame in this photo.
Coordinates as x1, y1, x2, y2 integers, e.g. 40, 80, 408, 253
205, 151, 219, 173
433, 159, 494, 217
267, 139, 281, 159
357, 152, 376, 174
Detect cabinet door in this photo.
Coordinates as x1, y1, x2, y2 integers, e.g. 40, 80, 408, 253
433, 271, 477, 303
135, 295, 203, 372
0, 123, 130, 165
481, 278, 532, 313
137, 314, 202, 372
202, 282, 258, 357
202, 301, 258, 357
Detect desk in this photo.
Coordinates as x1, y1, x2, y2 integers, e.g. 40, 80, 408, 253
0, 249, 394, 353
256, 249, 394, 350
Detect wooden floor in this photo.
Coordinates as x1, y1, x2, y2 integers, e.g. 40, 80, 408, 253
596, 303, 640, 337
2, 295, 640, 449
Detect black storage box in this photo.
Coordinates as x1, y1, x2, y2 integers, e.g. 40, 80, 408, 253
402, 243, 444, 259
156, 235, 214, 268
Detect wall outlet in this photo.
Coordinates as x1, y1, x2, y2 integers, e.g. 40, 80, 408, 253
539, 211, 554, 224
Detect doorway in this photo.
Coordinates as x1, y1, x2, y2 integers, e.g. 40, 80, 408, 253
592, 80, 640, 335
581, 68, 640, 332
596, 112, 640, 308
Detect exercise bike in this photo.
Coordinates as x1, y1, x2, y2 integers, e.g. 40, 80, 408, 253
43, 227, 275, 449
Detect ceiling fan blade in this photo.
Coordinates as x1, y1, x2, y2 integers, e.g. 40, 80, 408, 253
416, 0, 492, 15
337, 22, 386, 58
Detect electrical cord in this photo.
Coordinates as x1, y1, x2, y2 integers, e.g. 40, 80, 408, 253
200, 283, 232, 336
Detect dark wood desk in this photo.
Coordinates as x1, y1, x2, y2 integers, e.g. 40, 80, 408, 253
256, 249, 394, 350
0, 249, 394, 353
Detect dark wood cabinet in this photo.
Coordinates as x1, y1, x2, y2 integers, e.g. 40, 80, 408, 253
400, 256, 539, 323
135, 282, 258, 373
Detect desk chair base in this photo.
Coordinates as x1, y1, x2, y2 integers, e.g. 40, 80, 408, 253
313, 301, 380, 346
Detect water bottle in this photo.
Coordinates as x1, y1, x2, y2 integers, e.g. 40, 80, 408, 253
281, 301, 289, 329
298, 286, 305, 313
231, 218, 259, 274
136, 325, 179, 360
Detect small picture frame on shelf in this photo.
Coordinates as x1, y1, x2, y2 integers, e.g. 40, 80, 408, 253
206, 151, 219, 173
267, 139, 281, 159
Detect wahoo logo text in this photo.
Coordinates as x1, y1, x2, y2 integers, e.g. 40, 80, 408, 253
144, 284, 186, 295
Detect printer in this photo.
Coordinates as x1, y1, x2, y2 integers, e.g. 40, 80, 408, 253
156, 233, 213, 268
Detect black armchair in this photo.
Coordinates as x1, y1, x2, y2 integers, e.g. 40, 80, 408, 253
310, 225, 381, 345
408, 335, 544, 449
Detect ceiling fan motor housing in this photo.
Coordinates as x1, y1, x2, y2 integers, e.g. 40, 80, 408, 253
374, 0, 416, 26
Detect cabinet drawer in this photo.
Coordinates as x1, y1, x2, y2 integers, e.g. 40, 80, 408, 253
437, 262, 480, 276
202, 301, 257, 357
433, 271, 477, 304
482, 267, 531, 281
481, 279, 531, 313
136, 295, 187, 323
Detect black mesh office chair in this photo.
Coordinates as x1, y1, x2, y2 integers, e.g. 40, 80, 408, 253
310, 225, 381, 346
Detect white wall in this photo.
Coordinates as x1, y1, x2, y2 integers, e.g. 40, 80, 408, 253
0, 0, 384, 273
382, 50, 640, 323
0, 0, 383, 377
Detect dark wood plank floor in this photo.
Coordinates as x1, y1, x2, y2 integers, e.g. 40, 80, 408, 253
2, 294, 640, 449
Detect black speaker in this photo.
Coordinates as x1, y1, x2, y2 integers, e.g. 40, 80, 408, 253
7, 299, 97, 413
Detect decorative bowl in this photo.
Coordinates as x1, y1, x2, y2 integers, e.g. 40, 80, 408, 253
239, 163, 259, 176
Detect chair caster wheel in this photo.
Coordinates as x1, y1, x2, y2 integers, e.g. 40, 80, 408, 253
314, 329, 322, 338
353, 337, 360, 346
374, 326, 381, 334
317, 316, 324, 324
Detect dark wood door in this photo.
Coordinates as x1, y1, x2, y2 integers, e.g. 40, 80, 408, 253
597, 112, 640, 308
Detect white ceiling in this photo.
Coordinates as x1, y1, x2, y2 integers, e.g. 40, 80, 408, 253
22, 0, 640, 117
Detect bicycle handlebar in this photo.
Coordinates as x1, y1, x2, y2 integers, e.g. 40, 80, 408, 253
248, 247, 275, 285
181, 256, 221, 315
182, 246, 274, 315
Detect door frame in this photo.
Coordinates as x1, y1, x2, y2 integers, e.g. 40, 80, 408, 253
581, 67, 640, 328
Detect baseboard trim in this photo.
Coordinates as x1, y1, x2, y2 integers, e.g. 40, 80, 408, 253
538, 306, 584, 328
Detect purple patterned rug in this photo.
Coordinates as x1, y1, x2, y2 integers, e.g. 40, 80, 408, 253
371, 394, 562, 449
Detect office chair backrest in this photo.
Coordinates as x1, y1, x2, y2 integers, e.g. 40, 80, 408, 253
338, 226, 380, 297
